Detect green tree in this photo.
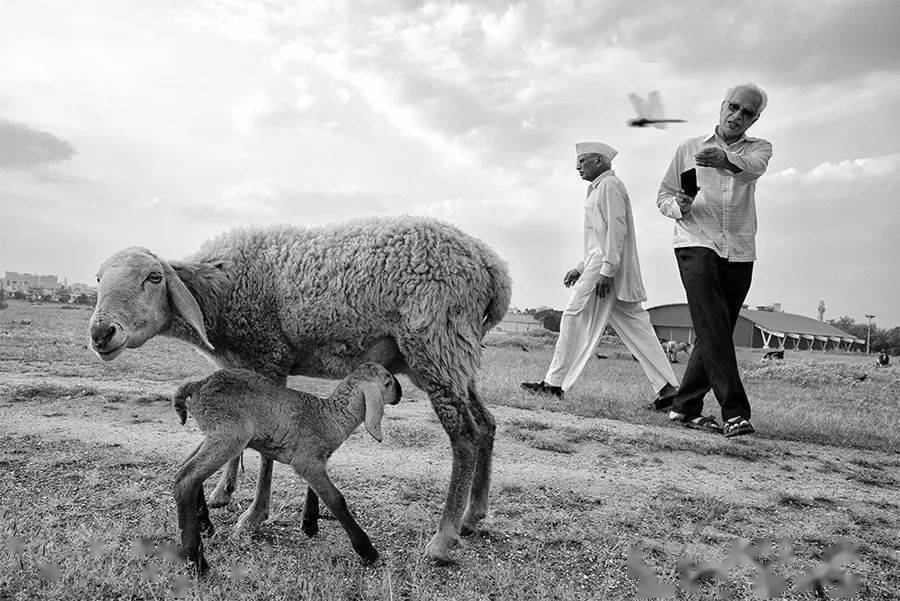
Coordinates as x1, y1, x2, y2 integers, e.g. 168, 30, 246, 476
533, 308, 562, 332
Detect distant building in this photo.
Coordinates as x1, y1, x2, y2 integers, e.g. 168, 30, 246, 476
2, 271, 58, 292
647, 303, 865, 351
495, 312, 543, 333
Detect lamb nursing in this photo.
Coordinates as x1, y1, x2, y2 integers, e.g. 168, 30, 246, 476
89, 216, 512, 563
172, 362, 402, 574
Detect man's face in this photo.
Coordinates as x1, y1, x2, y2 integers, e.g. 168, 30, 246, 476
719, 87, 762, 139
576, 153, 605, 181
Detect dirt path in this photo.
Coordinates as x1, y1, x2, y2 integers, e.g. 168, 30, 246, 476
2, 374, 896, 513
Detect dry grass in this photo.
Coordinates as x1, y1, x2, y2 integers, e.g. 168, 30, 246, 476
1, 301, 899, 599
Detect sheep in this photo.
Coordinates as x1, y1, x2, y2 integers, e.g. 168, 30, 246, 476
89, 216, 512, 563
172, 362, 401, 574
663, 340, 691, 363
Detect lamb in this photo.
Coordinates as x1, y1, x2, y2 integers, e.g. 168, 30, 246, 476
172, 362, 401, 574
89, 216, 511, 563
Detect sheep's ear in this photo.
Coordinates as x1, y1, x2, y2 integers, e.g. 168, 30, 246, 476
361, 382, 385, 442
163, 262, 215, 352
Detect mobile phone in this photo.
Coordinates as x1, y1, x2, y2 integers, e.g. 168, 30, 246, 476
680, 168, 699, 197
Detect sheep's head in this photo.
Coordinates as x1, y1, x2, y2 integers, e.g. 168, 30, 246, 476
89, 247, 213, 361
353, 362, 402, 442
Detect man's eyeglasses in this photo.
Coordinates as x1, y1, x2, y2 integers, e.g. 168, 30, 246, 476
726, 102, 757, 120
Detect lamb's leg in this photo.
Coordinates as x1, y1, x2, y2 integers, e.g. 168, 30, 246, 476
301, 486, 320, 537
197, 485, 215, 537
460, 384, 496, 537
174, 437, 245, 575
424, 393, 479, 564
207, 454, 240, 507
299, 465, 377, 562
235, 454, 274, 533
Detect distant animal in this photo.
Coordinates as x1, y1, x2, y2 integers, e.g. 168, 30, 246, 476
88, 216, 512, 564
172, 362, 401, 574
663, 340, 692, 363
763, 350, 785, 361
627, 91, 686, 128
878, 351, 890, 367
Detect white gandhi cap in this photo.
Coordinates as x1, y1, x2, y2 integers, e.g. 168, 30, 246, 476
575, 141, 618, 161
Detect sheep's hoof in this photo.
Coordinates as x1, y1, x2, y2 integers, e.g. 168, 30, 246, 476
424, 533, 458, 565
301, 519, 318, 538
356, 544, 379, 563
207, 487, 233, 508
199, 519, 216, 538
459, 510, 486, 537
180, 549, 211, 577
234, 507, 267, 534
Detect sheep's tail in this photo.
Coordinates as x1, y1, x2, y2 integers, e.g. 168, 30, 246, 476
480, 253, 512, 339
172, 379, 204, 425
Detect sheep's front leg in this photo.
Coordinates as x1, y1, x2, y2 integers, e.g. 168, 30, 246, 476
207, 455, 240, 507
301, 486, 320, 537
300, 466, 377, 562
234, 454, 274, 533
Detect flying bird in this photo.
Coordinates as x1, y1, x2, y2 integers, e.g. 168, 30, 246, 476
627, 91, 686, 128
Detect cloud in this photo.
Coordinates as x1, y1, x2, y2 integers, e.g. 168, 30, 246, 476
765, 153, 900, 193
0, 118, 76, 169
139, 179, 391, 225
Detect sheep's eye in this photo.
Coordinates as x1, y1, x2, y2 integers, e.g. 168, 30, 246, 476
147, 273, 163, 284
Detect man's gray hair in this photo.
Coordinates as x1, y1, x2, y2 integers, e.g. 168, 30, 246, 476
724, 82, 768, 115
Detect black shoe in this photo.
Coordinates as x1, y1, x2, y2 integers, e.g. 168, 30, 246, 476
647, 383, 677, 411
520, 381, 564, 398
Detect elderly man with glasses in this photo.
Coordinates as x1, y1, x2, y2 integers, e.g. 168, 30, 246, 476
656, 83, 773, 438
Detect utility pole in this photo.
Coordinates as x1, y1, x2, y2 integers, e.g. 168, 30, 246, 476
865, 314, 876, 354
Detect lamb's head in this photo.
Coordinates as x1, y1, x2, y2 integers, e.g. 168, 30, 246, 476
347, 362, 402, 443
89, 247, 213, 361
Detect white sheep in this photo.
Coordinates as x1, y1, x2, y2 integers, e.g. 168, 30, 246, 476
89, 216, 511, 563
172, 362, 401, 574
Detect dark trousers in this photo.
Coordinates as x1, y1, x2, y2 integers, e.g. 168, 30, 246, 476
672, 247, 753, 421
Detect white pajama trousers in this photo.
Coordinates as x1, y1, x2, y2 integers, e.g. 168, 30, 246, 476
544, 284, 677, 393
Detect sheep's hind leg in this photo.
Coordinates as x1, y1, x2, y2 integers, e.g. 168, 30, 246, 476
197, 486, 215, 537
234, 454, 274, 534
299, 465, 377, 562
460, 384, 495, 537
207, 454, 240, 507
424, 394, 479, 564
175, 437, 245, 575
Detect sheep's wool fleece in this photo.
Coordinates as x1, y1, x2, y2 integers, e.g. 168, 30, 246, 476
188, 216, 511, 396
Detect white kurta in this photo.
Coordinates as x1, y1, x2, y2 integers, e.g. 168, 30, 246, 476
545, 170, 677, 392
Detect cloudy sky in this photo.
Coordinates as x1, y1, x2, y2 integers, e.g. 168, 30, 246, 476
1, 0, 898, 327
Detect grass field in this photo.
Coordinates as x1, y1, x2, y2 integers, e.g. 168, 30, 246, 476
1, 301, 898, 600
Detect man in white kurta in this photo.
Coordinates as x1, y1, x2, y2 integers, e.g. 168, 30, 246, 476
521, 142, 678, 404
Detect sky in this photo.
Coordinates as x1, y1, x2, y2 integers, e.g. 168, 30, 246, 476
1, 0, 898, 328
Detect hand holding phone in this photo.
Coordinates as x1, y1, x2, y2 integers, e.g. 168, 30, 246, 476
680, 168, 699, 198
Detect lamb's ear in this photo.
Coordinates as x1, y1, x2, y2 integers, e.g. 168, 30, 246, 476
361, 382, 386, 442
162, 261, 215, 352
